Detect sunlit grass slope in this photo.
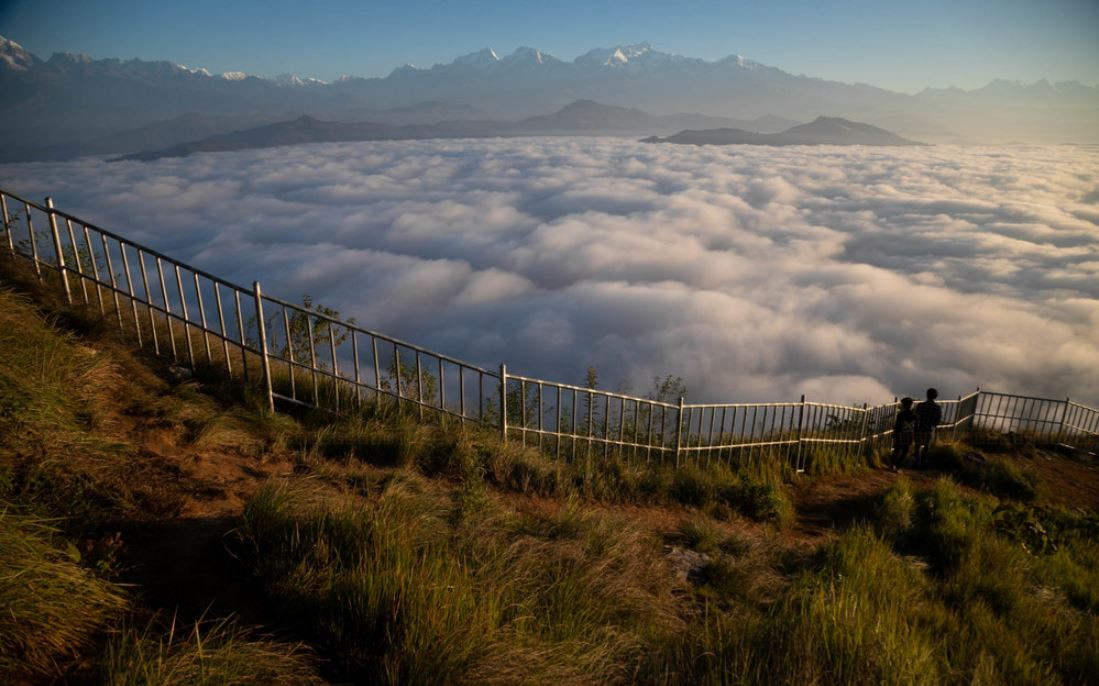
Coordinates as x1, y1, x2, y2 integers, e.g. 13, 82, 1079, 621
1, 253, 1097, 684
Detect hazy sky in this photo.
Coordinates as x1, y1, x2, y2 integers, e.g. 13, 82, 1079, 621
1, 0, 1097, 92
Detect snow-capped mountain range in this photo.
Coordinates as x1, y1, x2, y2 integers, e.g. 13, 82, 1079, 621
1, 35, 1096, 161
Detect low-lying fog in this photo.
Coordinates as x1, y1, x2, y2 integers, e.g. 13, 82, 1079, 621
3, 139, 1097, 405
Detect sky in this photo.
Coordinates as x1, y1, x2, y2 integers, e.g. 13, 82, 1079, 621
1, 0, 1098, 93
3, 140, 1097, 406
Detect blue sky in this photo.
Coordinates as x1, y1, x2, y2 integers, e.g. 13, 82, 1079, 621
1, 0, 1096, 92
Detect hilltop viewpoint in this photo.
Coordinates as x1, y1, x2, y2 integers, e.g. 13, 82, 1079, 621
2, 236, 1098, 684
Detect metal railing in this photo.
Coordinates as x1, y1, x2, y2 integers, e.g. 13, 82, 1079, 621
2, 187, 1097, 470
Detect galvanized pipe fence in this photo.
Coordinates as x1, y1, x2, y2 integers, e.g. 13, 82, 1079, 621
2, 187, 1097, 470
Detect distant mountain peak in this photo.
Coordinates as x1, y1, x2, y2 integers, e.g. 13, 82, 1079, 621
559, 99, 630, 113
609, 43, 652, 65
220, 71, 247, 81
270, 72, 327, 86
505, 46, 558, 65
453, 48, 500, 67
716, 53, 760, 69
46, 51, 94, 66
176, 63, 211, 77
0, 34, 40, 71
575, 42, 659, 67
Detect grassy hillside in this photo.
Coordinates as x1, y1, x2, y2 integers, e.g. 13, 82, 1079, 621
2, 253, 1098, 685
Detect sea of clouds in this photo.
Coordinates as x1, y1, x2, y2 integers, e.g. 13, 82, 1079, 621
2, 139, 1097, 405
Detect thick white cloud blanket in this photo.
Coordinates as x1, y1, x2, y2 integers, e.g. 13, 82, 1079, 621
3, 139, 1097, 405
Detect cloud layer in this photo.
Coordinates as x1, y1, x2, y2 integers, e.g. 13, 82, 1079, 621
3, 139, 1098, 406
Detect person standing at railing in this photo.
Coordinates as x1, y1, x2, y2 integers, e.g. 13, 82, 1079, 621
914, 388, 942, 467
891, 397, 917, 471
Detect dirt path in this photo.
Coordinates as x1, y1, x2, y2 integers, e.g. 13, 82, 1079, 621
790, 467, 940, 537
1029, 451, 1099, 509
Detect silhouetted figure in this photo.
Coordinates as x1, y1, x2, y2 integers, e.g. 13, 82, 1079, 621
915, 387, 942, 467
891, 397, 917, 471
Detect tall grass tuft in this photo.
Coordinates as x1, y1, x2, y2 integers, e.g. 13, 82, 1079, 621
878, 476, 916, 540
0, 508, 127, 681
0, 288, 182, 522
101, 616, 323, 685
239, 477, 683, 684
760, 526, 941, 684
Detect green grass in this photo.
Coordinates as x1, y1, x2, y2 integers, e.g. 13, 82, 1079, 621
286, 413, 799, 526
4, 253, 1099, 685
238, 477, 683, 684
678, 517, 721, 552
0, 508, 127, 682
0, 286, 191, 523
930, 440, 1044, 501
101, 617, 322, 686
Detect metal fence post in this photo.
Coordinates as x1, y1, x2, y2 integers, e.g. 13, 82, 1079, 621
674, 397, 685, 468
45, 198, 72, 304
1056, 397, 1070, 445
952, 394, 961, 442
1, 194, 14, 255
969, 387, 980, 443
252, 281, 275, 413
499, 363, 508, 444
858, 402, 870, 462
795, 394, 806, 471
23, 202, 42, 280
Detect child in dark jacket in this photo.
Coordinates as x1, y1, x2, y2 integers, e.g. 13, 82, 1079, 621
891, 397, 917, 471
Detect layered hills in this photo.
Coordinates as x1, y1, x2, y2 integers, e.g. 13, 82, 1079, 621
118, 101, 805, 161
2, 35, 1097, 162
643, 116, 923, 146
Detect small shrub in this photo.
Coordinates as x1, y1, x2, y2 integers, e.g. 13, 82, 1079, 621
670, 464, 713, 506
679, 517, 720, 553
736, 480, 794, 527
418, 430, 480, 480
482, 441, 564, 496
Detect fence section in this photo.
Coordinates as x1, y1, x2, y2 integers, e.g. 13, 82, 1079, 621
257, 289, 503, 426
2, 187, 1096, 471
